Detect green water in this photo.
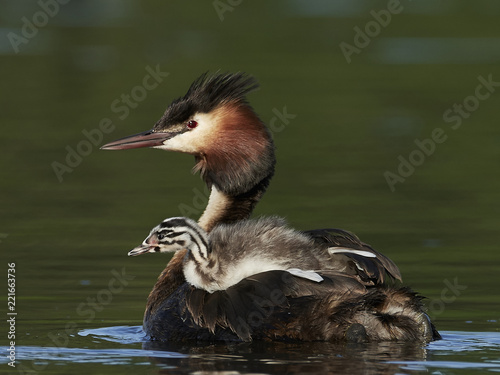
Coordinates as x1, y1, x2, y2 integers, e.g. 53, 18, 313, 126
1, 0, 500, 373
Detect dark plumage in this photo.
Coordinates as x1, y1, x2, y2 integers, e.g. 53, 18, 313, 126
101, 72, 441, 343
145, 271, 437, 342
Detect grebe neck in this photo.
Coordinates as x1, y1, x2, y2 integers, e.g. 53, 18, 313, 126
198, 168, 273, 232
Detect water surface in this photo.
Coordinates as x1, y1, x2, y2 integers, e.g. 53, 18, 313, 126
2, 327, 500, 374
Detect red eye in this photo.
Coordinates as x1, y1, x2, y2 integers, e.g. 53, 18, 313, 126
187, 120, 198, 129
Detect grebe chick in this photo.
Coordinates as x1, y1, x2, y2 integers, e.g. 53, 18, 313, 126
128, 216, 389, 293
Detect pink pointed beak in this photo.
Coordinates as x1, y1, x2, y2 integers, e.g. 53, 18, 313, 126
100, 130, 175, 150
128, 244, 157, 256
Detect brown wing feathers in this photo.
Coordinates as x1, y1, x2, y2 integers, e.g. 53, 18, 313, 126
304, 228, 402, 284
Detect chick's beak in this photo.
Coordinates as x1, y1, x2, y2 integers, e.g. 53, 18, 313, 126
128, 244, 156, 257
101, 130, 174, 150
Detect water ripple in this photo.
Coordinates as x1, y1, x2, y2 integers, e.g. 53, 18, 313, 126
2, 329, 499, 372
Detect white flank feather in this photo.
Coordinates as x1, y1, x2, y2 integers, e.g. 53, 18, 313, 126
287, 268, 324, 283
328, 247, 377, 258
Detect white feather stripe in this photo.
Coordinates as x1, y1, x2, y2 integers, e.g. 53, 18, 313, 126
286, 268, 324, 283
328, 247, 377, 258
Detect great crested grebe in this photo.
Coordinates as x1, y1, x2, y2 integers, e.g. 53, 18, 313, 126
101, 72, 440, 342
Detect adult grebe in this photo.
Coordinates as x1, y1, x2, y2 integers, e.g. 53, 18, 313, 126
101, 72, 440, 342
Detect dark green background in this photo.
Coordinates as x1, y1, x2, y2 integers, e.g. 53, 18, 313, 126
1, 0, 499, 373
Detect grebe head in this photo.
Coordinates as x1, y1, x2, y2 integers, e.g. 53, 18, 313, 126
101, 72, 275, 196
128, 217, 208, 257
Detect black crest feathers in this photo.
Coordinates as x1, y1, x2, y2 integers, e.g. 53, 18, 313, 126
156, 72, 259, 128
185, 72, 259, 111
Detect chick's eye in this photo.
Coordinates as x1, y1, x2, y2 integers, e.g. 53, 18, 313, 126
186, 120, 198, 129
157, 231, 176, 241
